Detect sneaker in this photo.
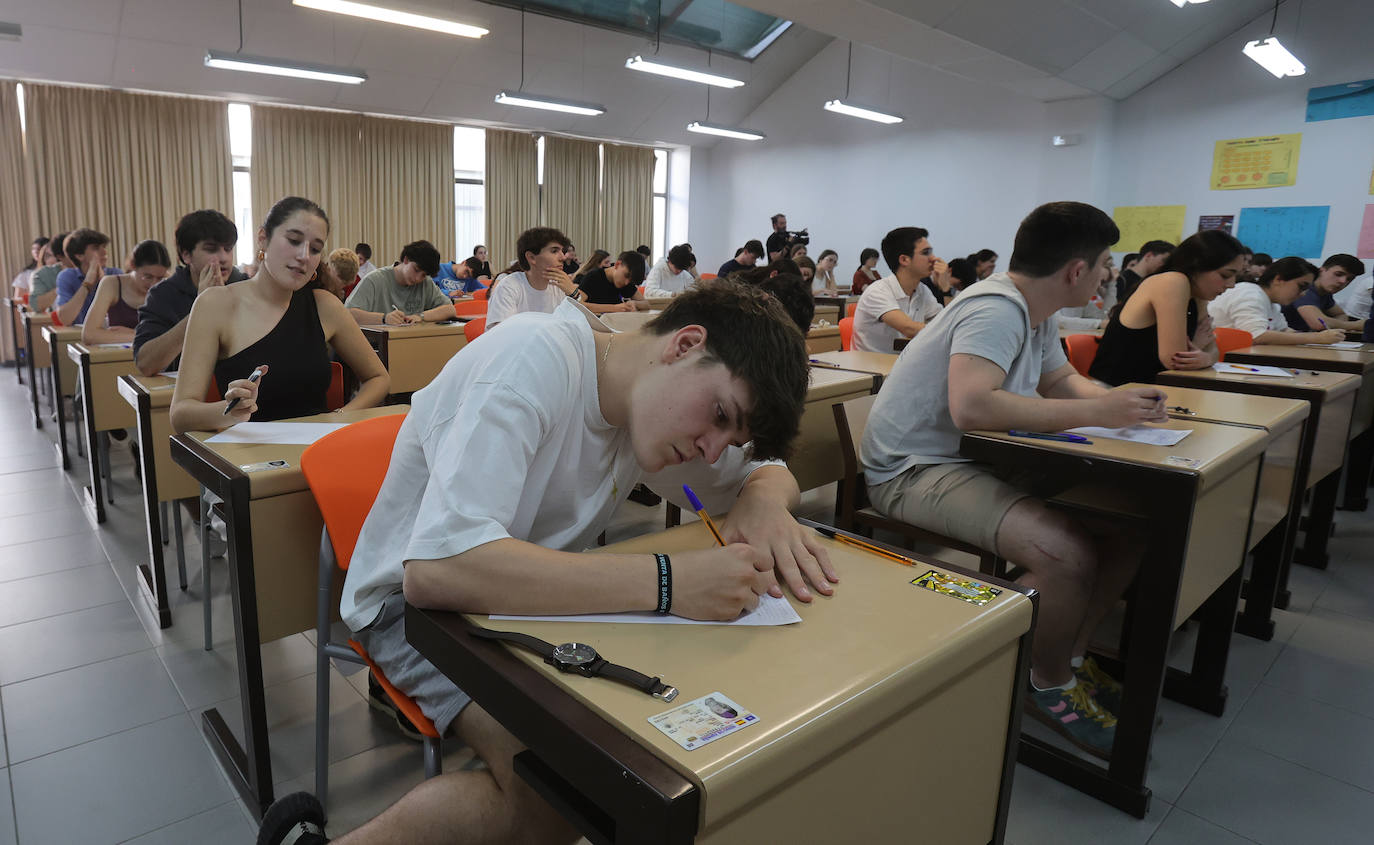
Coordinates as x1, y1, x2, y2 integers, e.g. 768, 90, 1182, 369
367, 674, 424, 742
1025, 682, 1116, 760
109, 428, 128, 442
257, 791, 328, 845
1075, 656, 1123, 715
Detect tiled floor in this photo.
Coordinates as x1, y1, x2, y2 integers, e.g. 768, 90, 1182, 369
1, 369, 1373, 844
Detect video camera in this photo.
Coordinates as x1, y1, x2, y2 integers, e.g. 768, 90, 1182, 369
785, 228, 810, 247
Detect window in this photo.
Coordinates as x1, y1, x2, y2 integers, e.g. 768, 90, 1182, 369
453, 126, 485, 259
652, 149, 668, 263
227, 103, 254, 266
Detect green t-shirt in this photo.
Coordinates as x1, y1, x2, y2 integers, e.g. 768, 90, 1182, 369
29, 264, 60, 300
344, 267, 449, 317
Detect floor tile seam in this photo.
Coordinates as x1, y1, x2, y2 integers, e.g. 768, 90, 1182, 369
0, 520, 101, 548
0, 595, 139, 634
1145, 806, 1262, 844
1216, 735, 1374, 798
2, 708, 200, 770
1247, 679, 1374, 724
0, 638, 160, 689
110, 799, 245, 844
0, 558, 111, 585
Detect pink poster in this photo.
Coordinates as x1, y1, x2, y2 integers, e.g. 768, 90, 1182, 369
1360, 204, 1374, 259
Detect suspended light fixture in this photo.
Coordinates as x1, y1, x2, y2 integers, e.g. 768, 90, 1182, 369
205, 50, 368, 84
1244, 1, 1306, 78
823, 43, 903, 125
292, 0, 487, 38
625, 56, 744, 88
1168, 0, 1209, 7
686, 121, 764, 141
494, 10, 604, 117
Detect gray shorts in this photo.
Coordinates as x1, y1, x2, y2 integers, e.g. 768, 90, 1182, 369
867, 461, 1050, 553
355, 590, 472, 736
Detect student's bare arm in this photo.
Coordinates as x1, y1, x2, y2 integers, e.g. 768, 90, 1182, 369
135, 317, 190, 376
878, 309, 925, 338
402, 538, 773, 622
80, 276, 135, 345
949, 353, 1167, 432
420, 302, 456, 322
1254, 327, 1346, 346
317, 291, 390, 408
1308, 303, 1364, 331
170, 290, 250, 433
1145, 275, 1197, 367
31, 288, 57, 313
1037, 362, 1108, 400
718, 465, 839, 602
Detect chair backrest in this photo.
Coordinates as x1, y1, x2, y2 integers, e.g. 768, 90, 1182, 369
326, 361, 345, 411
832, 394, 879, 526
1064, 334, 1100, 377
845, 302, 857, 318
1213, 326, 1252, 361
453, 300, 487, 317
301, 413, 407, 570
699, 272, 717, 281
463, 317, 486, 343
473, 287, 488, 301
839, 316, 854, 351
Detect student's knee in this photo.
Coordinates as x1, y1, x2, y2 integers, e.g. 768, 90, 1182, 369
1001, 503, 1097, 582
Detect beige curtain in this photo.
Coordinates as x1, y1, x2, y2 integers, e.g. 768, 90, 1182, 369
0, 81, 32, 362
542, 136, 600, 257
484, 129, 538, 270
22, 83, 231, 263
600, 143, 655, 256
253, 105, 453, 266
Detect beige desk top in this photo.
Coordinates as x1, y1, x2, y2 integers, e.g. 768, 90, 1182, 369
182, 406, 407, 498
1140, 382, 1309, 434
468, 521, 1033, 831
808, 350, 898, 378
21, 310, 52, 328
360, 322, 466, 339
806, 364, 876, 401
806, 324, 839, 337
67, 342, 135, 364
41, 325, 82, 343
117, 374, 177, 409
1229, 344, 1374, 372
1156, 367, 1361, 398
1059, 327, 1104, 339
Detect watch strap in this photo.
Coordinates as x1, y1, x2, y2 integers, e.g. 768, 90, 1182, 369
468, 627, 557, 660
595, 661, 678, 701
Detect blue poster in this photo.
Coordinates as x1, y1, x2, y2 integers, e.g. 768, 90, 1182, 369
1306, 79, 1374, 122
1236, 206, 1330, 258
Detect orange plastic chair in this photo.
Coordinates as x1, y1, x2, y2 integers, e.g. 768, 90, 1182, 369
839, 316, 854, 351
699, 272, 717, 281
301, 413, 441, 808
453, 299, 487, 318
463, 317, 486, 343
845, 303, 857, 318
1213, 327, 1253, 361
1064, 334, 1100, 377
326, 361, 345, 411
472, 287, 488, 301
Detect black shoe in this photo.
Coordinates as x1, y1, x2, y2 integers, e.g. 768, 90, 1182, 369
627, 484, 662, 506
367, 674, 424, 742
109, 428, 128, 441
257, 792, 328, 845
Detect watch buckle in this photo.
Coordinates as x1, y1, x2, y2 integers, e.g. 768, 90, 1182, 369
655, 685, 679, 702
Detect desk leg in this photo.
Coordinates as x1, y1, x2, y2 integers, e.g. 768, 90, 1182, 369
24, 323, 41, 430
135, 415, 173, 628
1340, 431, 1372, 512
201, 480, 274, 821
1298, 472, 1339, 570
51, 357, 70, 470
78, 364, 107, 524
1162, 568, 1239, 716
1236, 524, 1284, 641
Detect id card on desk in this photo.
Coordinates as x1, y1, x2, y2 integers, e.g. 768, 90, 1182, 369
649, 692, 757, 751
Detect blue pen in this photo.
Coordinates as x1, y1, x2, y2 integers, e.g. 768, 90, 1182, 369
682, 485, 726, 546
1007, 430, 1093, 444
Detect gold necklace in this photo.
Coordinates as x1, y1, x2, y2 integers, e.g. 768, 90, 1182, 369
602, 333, 613, 369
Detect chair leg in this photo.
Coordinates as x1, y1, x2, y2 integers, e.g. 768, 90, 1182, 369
315, 639, 332, 808
423, 737, 442, 779
160, 501, 170, 545
201, 494, 213, 651
99, 432, 114, 504
173, 500, 187, 590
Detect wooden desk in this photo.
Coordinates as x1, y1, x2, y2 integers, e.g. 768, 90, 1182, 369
812, 294, 857, 326
170, 406, 407, 819
42, 325, 83, 470
361, 323, 466, 394
67, 342, 137, 523
4, 297, 22, 383
1142, 382, 1310, 640
790, 366, 878, 494
808, 350, 898, 388
21, 310, 52, 429
646, 297, 676, 311
1058, 327, 1104, 340
1226, 344, 1374, 512
119, 374, 197, 628
407, 520, 1036, 845
803, 325, 841, 354
962, 419, 1269, 817
598, 310, 659, 332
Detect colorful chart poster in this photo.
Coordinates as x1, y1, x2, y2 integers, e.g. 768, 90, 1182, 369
1111, 205, 1186, 250
1235, 206, 1330, 258
1306, 79, 1374, 122
1211, 134, 1301, 190
1198, 214, 1235, 234
1358, 205, 1374, 259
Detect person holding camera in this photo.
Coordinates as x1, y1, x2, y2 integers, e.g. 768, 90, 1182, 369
766, 213, 809, 262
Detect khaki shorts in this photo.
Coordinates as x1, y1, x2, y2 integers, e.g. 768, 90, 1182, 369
867, 461, 1051, 553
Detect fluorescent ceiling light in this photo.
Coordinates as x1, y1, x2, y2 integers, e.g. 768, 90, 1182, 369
1243, 37, 1306, 78
0, 21, 21, 42
1168, 0, 1209, 7
292, 0, 487, 38
494, 91, 605, 116
686, 121, 764, 141
205, 50, 367, 84
823, 99, 902, 125
626, 56, 745, 89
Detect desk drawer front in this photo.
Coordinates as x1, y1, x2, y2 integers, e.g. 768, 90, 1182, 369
1176, 458, 1260, 627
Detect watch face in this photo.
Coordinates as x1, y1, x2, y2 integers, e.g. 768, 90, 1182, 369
552, 642, 598, 666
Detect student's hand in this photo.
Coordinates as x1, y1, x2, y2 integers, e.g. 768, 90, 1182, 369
1312, 329, 1347, 344
223, 364, 268, 424
1170, 348, 1212, 369
1096, 386, 1168, 427
546, 268, 577, 296
384, 308, 408, 326
1192, 314, 1215, 349
931, 259, 952, 292
82, 261, 102, 291
719, 500, 838, 602
197, 259, 223, 294
616, 301, 636, 312
670, 544, 774, 621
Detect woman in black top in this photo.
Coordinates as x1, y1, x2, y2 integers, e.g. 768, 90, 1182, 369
170, 196, 390, 432
1090, 230, 1244, 386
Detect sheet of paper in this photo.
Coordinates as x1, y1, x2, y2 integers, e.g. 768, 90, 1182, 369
156, 370, 177, 378
1213, 362, 1294, 377
1066, 425, 1193, 446
490, 593, 802, 626
94, 342, 133, 349
1300, 341, 1363, 349
205, 421, 348, 445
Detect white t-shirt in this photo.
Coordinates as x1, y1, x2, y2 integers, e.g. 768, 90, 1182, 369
357, 260, 377, 279
10, 268, 33, 293
852, 275, 942, 353
1055, 292, 1109, 332
1209, 281, 1284, 341
486, 270, 565, 327
643, 259, 694, 298
341, 299, 772, 631
1335, 277, 1372, 323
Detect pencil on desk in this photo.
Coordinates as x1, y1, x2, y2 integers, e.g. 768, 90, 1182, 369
812, 526, 918, 567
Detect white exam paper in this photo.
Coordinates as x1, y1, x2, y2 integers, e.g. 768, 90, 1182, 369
490, 593, 802, 626
1213, 362, 1293, 377
1300, 341, 1363, 350
1066, 425, 1193, 446
205, 422, 348, 445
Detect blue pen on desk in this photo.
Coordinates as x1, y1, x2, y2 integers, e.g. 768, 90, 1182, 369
1008, 430, 1093, 445
682, 485, 726, 546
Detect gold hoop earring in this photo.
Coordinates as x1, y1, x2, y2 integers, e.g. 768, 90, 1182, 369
256, 250, 265, 262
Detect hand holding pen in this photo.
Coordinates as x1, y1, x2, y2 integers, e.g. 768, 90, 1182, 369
223, 365, 267, 420
665, 485, 776, 621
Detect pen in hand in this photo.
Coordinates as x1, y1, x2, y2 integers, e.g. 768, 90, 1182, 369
683, 485, 726, 546
223, 366, 265, 415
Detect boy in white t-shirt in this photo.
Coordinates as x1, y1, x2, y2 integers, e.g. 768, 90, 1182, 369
485, 227, 581, 328
260, 281, 836, 845
851, 227, 946, 353
1209, 257, 1344, 346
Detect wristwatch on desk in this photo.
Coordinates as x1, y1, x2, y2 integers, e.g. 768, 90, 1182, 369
469, 626, 679, 702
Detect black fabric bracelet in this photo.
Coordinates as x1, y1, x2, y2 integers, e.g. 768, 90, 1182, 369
654, 553, 672, 614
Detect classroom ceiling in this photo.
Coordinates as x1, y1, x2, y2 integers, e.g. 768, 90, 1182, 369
738, 0, 1282, 101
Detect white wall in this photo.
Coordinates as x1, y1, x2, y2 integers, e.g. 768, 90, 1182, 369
1109, 0, 1374, 261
